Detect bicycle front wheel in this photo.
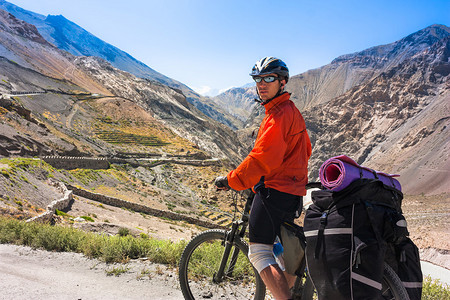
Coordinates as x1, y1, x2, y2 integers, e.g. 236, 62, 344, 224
178, 229, 266, 300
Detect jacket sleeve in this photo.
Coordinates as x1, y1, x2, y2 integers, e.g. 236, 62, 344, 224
228, 114, 288, 190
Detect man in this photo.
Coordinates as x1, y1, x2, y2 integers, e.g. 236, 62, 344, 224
215, 57, 312, 299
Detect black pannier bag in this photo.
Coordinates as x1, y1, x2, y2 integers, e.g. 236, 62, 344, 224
384, 212, 423, 300
304, 179, 422, 300
280, 221, 306, 275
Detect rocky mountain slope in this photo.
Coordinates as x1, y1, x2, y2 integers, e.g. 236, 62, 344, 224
0, 6, 241, 240
289, 24, 450, 110
0, 4, 448, 271
0, 0, 184, 89
0, 7, 244, 164
1, 3, 448, 198
0, 9, 111, 95
0, 0, 240, 130
211, 85, 257, 125
214, 25, 450, 124
305, 35, 449, 195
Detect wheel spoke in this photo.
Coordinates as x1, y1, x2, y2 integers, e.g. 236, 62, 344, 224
179, 230, 265, 300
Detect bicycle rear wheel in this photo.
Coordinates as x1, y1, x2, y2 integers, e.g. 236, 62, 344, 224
381, 262, 410, 300
293, 262, 408, 300
179, 229, 266, 300
292, 271, 315, 300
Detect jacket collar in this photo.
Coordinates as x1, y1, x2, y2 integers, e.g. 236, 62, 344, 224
264, 92, 290, 114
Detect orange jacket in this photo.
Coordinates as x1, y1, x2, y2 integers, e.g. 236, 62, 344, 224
228, 92, 311, 196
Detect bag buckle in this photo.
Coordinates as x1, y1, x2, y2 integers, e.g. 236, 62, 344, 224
320, 211, 328, 225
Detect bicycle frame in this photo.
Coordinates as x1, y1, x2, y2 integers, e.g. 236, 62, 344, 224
212, 189, 314, 299
214, 191, 253, 283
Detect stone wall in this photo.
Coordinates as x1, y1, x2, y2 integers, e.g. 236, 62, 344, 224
26, 179, 73, 223
26, 179, 222, 229
67, 185, 223, 230
41, 156, 221, 170
42, 156, 110, 170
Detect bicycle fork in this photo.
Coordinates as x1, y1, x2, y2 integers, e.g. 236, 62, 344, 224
213, 220, 247, 283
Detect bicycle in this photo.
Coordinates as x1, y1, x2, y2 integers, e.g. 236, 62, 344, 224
178, 185, 409, 300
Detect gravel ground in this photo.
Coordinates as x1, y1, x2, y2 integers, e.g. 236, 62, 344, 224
0, 244, 183, 300
0, 190, 447, 300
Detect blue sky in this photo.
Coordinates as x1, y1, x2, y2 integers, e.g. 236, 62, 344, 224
7, 0, 450, 96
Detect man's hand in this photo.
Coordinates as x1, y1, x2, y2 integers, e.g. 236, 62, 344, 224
214, 176, 230, 190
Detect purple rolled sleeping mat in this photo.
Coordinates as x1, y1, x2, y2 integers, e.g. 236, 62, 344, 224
319, 155, 401, 192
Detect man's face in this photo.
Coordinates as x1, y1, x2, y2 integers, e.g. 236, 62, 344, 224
255, 74, 285, 101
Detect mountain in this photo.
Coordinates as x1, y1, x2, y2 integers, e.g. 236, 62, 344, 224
0, 0, 181, 89
211, 86, 258, 125
0, 7, 448, 266
304, 33, 450, 195
288, 24, 450, 110
0, 7, 245, 164
1, 0, 448, 198
0, 0, 240, 129
0, 9, 111, 94
212, 24, 450, 195
213, 25, 450, 126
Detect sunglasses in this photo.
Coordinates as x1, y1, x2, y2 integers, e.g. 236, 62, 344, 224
253, 76, 279, 83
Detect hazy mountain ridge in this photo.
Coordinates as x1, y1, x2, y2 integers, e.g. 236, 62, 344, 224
0, 7, 49, 45
0, 0, 177, 87
211, 86, 258, 123
0, 0, 240, 129
0, 9, 112, 95
215, 25, 450, 125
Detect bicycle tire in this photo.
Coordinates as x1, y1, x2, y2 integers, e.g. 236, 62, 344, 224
292, 262, 408, 300
179, 229, 266, 300
382, 262, 410, 300
292, 272, 315, 300
301, 275, 315, 299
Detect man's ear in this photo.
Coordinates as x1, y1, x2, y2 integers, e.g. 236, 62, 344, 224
280, 79, 286, 89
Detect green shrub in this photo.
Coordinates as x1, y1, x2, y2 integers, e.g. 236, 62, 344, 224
422, 276, 450, 300
55, 209, 72, 218
0, 217, 164, 263
118, 227, 130, 237
100, 235, 150, 263
32, 224, 85, 252
0, 218, 25, 243
1, 217, 190, 266
145, 237, 186, 265
79, 233, 104, 259
106, 265, 130, 276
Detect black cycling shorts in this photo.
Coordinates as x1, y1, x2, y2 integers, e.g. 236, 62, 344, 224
249, 186, 302, 244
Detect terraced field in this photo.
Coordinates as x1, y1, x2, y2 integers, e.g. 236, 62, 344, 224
95, 129, 170, 146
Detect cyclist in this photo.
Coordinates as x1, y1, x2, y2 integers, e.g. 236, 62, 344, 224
215, 56, 312, 299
